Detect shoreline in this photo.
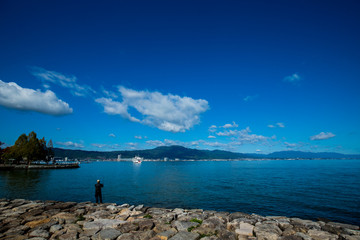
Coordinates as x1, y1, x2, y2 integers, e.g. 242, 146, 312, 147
0, 199, 359, 240
0, 164, 80, 170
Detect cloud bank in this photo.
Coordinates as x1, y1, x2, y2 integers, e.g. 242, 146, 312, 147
96, 86, 209, 132
310, 132, 335, 140
0, 80, 73, 115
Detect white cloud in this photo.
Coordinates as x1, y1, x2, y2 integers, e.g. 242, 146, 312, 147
283, 73, 301, 84
146, 140, 165, 147
208, 125, 217, 132
91, 143, 121, 150
222, 121, 239, 128
268, 123, 285, 128
135, 136, 143, 139
208, 135, 216, 139
216, 127, 269, 144
284, 142, 297, 148
126, 142, 138, 150
91, 143, 107, 148
202, 141, 227, 148
243, 94, 258, 102
109, 133, 116, 138
31, 67, 96, 97
0, 80, 73, 115
310, 132, 336, 140
96, 86, 209, 133
56, 141, 84, 148
102, 87, 118, 99
217, 130, 239, 137
95, 97, 140, 122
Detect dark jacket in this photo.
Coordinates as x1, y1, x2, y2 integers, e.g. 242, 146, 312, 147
95, 182, 103, 194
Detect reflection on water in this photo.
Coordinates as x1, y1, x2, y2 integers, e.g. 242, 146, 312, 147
0, 159, 359, 225
0, 169, 50, 199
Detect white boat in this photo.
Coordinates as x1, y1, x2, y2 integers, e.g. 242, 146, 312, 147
132, 156, 143, 163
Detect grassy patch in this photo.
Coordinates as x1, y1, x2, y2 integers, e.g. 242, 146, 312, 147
188, 226, 197, 232
190, 218, 203, 224
143, 214, 153, 219
188, 218, 203, 232
200, 233, 214, 238
76, 214, 85, 222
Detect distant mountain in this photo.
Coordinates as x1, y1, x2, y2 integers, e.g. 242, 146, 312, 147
264, 151, 356, 159
53, 145, 360, 160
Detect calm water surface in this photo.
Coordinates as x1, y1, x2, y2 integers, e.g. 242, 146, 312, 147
1, 159, 359, 225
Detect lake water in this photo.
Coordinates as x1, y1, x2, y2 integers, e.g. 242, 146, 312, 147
1, 159, 359, 225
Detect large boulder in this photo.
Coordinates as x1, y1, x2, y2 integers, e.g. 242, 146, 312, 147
169, 231, 200, 240
254, 223, 282, 240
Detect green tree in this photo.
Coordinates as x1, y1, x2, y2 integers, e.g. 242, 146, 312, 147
0, 141, 4, 163
3, 132, 49, 165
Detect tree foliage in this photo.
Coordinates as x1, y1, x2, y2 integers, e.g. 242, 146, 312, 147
1, 131, 53, 164
0, 141, 4, 163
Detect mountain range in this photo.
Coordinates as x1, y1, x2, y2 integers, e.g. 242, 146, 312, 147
53, 145, 360, 160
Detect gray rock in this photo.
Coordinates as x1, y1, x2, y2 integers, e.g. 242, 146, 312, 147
169, 231, 200, 240
116, 233, 136, 240
26, 238, 47, 240
49, 224, 63, 233
340, 235, 360, 240
133, 230, 157, 240
294, 232, 312, 240
28, 229, 50, 238
228, 212, 251, 222
193, 226, 217, 236
173, 208, 185, 215
200, 237, 220, 240
279, 236, 303, 240
157, 229, 177, 240
307, 229, 338, 240
254, 223, 282, 240
134, 205, 144, 211
97, 228, 122, 240
216, 229, 237, 240
134, 219, 154, 231
83, 221, 103, 232
328, 222, 359, 230
343, 228, 360, 236
84, 219, 126, 231
85, 210, 112, 220
173, 220, 199, 231
291, 218, 321, 230
153, 221, 174, 233
119, 221, 140, 233
4, 224, 30, 236
202, 216, 226, 229
58, 230, 78, 240
235, 222, 254, 237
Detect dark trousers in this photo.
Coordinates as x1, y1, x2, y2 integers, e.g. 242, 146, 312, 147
95, 192, 102, 203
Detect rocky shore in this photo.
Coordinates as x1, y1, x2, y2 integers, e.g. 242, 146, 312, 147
0, 199, 359, 240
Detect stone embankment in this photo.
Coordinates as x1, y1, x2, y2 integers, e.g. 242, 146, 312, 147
0, 199, 359, 240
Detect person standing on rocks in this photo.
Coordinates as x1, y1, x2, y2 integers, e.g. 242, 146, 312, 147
95, 179, 104, 204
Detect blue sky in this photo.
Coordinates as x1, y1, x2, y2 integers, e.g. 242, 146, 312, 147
1, 0, 359, 154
